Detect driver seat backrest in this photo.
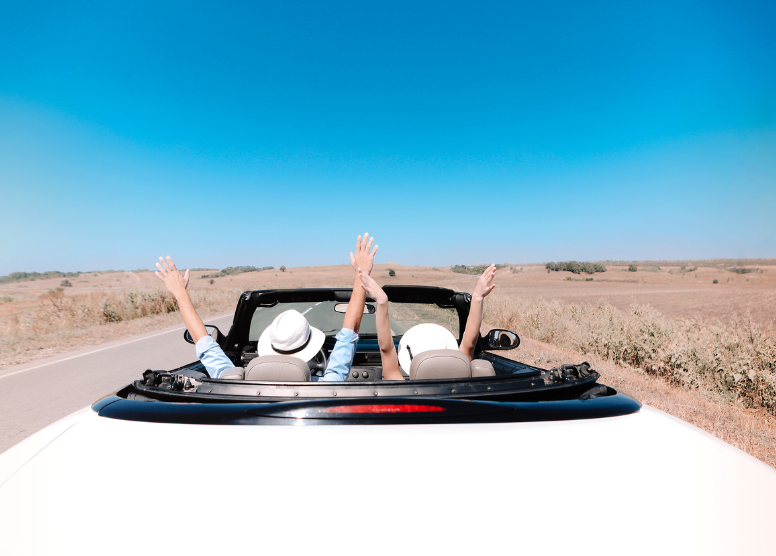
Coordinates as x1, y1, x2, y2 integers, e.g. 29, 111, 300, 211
409, 349, 472, 380
244, 355, 311, 382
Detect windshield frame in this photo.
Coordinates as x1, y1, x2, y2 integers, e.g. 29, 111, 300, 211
224, 286, 472, 357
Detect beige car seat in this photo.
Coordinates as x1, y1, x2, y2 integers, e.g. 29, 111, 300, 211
471, 359, 495, 377
244, 355, 311, 381
408, 350, 497, 380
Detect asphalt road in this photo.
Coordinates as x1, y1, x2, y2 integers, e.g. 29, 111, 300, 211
0, 313, 236, 454
0, 300, 407, 454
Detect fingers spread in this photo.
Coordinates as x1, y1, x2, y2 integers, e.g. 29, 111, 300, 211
167, 256, 177, 271
371, 244, 379, 257
158, 256, 171, 272
366, 236, 374, 253
362, 233, 369, 252
356, 235, 362, 251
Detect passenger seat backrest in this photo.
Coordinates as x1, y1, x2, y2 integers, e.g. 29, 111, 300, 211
471, 359, 495, 377
409, 349, 472, 380
244, 355, 310, 382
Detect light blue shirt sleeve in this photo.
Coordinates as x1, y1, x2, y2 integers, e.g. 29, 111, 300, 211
195, 336, 237, 379
320, 328, 358, 382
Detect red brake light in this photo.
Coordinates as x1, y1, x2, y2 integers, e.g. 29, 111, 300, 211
322, 404, 446, 414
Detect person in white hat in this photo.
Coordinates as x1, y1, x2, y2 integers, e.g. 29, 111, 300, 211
154, 233, 378, 380
357, 264, 497, 380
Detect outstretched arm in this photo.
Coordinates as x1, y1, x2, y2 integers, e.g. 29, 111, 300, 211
155, 256, 234, 378
343, 233, 378, 333
358, 270, 403, 380
155, 256, 208, 342
459, 264, 497, 360
320, 234, 379, 382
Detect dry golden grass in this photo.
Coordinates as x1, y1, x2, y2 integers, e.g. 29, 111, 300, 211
500, 336, 776, 468
483, 294, 776, 415
0, 287, 242, 367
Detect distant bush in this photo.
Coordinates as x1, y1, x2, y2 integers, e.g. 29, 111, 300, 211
713, 279, 719, 284
628, 265, 637, 272
451, 264, 509, 275
0, 271, 80, 284
545, 261, 607, 274
209, 279, 215, 285
201, 266, 273, 279
60, 280, 73, 287
728, 268, 759, 274
388, 269, 396, 277
280, 265, 286, 272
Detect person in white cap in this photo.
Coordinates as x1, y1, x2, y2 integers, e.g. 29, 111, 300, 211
154, 233, 378, 381
357, 264, 497, 380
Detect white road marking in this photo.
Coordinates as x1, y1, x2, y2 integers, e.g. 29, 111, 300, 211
0, 313, 234, 381
300, 301, 323, 316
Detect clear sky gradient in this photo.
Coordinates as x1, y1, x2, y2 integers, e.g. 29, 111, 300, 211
1, 1, 774, 274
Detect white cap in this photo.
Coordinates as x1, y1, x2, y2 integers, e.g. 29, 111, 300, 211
397, 323, 458, 374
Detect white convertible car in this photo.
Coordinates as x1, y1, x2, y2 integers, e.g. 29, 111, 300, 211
1, 286, 775, 555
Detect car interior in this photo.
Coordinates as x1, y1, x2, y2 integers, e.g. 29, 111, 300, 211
140, 286, 608, 404
217, 347, 496, 382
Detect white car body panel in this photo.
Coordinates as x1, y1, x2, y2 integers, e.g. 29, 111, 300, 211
1, 405, 775, 555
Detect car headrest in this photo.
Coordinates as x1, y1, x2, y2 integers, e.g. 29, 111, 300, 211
244, 355, 311, 382
470, 359, 495, 377
409, 349, 472, 380
219, 367, 245, 380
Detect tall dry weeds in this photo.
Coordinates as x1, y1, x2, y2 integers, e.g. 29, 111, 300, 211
0, 287, 241, 365
484, 294, 776, 415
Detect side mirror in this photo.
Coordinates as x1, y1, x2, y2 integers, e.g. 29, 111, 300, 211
183, 325, 224, 345
334, 302, 376, 314
479, 329, 520, 350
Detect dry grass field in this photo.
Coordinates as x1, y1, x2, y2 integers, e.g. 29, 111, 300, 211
1, 261, 774, 466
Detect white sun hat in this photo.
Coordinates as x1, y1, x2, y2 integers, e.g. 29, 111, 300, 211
397, 323, 459, 374
257, 309, 325, 362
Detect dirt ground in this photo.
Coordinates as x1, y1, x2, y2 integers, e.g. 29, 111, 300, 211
2, 262, 775, 326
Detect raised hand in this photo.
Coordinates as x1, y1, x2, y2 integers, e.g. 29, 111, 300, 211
358, 269, 388, 304
349, 233, 378, 276
472, 264, 497, 300
155, 256, 190, 299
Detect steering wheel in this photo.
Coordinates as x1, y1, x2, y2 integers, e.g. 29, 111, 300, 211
308, 348, 327, 375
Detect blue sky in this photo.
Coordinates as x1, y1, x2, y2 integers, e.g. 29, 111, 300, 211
1, 1, 774, 274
